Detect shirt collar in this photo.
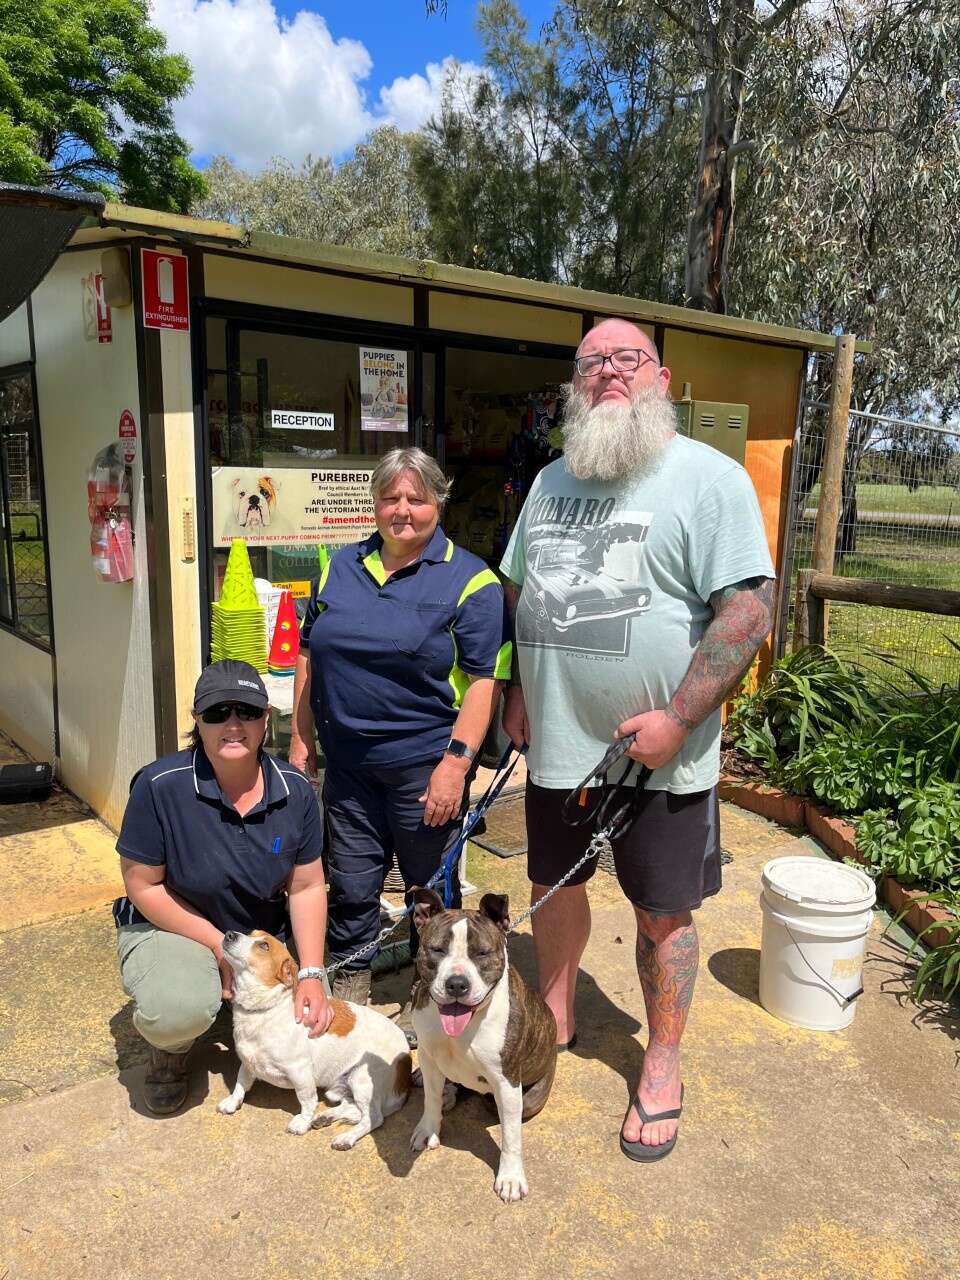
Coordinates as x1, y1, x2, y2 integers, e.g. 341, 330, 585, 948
357, 526, 451, 579
193, 746, 280, 814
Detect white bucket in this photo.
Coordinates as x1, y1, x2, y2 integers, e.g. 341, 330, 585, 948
759, 856, 876, 1031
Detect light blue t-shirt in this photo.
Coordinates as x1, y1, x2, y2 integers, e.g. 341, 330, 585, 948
499, 435, 775, 793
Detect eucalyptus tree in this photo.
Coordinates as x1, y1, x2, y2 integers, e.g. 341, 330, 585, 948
194, 128, 432, 259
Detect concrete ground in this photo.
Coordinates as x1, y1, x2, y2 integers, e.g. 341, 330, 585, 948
1, 739, 958, 1279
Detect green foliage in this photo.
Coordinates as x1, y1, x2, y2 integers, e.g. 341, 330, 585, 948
895, 889, 960, 1004
855, 780, 960, 893
0, 0, 204, 211
782, 728, 918, 815
194, 128, 431, 258
727, 646, 884, 777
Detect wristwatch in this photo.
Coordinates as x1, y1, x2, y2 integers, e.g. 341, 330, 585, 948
297, 966, 325, 982
444, 738, 476, 762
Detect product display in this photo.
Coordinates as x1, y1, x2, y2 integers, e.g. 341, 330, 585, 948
87, 441, 134, 583
267, 590, 299, 675
210, 538, 268, 672
445, 386, 561, 564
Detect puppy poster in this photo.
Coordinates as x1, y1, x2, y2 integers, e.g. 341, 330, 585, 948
212, 466, 376, 547
359, 347, 408, 432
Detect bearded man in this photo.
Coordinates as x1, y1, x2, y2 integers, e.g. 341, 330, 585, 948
500, 318, 774, 1162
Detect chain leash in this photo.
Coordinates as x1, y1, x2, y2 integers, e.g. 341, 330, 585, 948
509, 829, 613, 931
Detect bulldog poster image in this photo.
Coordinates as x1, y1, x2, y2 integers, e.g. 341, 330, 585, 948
359, 347, 409, 432
212, 466, 376, 547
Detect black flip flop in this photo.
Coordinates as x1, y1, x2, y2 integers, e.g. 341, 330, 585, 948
619, 1084, 684, 1163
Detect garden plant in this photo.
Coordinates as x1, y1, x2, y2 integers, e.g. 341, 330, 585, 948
728, 646, 960, 1003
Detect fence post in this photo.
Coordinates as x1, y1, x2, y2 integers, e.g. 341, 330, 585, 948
793, 568, 813, 650
811, 333, 856, 639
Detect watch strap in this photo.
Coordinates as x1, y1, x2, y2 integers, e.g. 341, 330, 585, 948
297, 965, 324, 981
445, 738, 476, 761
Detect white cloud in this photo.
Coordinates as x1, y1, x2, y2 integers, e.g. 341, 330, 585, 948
151, 0, 484, 169
376, 57, 484, 134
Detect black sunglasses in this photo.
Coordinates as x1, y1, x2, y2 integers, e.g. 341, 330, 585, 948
198, 702, 266, 724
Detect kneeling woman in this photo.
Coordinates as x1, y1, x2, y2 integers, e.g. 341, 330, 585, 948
114, 660, 332, 1115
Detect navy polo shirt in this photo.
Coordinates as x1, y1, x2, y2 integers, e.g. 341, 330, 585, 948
300, 525, 512, 767
112, 746, 322, 939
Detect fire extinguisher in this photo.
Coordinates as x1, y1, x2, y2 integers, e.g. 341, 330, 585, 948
87, 442, 134, 582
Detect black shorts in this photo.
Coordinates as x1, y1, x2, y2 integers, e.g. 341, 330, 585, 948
525, 780, 722, 916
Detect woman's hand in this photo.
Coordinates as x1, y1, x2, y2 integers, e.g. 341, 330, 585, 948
213, 942, 234, 1000
419, 757, 468, 828
296, 977, 334, 1037
502, 685, 530, 749
288, 735, 317, 778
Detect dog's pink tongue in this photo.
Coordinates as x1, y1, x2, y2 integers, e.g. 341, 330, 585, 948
438, 1002, 474, 1036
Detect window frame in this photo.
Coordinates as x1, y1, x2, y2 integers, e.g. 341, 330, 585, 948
0, 363, 54, 653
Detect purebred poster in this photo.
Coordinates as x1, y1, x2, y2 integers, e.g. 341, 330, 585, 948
358, 347, 408, 432
212, 466, 376, 547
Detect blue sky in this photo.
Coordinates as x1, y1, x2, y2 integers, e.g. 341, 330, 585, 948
150, 0, 557, 170
308, 1, 556, 98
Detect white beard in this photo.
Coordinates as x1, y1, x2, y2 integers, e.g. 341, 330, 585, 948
561, 382, 676, 482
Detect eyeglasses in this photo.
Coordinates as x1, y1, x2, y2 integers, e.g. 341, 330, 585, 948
198, 703, 266, 724
574, 348, 656, 377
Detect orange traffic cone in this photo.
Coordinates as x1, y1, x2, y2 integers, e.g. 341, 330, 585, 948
267, 590, 299, 676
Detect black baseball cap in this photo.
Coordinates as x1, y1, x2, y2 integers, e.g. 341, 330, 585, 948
193, 660, 269, 713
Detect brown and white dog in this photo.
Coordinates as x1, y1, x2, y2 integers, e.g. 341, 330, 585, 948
409, 889, 557, 1202
217, 930, 411, 1147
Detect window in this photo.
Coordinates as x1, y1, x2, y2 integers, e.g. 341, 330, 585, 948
0, 371, 52, 647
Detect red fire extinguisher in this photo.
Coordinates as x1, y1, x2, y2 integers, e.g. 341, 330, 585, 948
87, 442, 134, 582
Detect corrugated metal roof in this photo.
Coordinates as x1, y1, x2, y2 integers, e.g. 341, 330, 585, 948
72, 200, 867, 354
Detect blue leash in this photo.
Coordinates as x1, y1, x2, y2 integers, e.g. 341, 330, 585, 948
430, 743, 526, 908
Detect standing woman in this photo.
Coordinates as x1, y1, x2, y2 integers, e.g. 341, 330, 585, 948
289, 447, 511, 1012
114, 661, 332, 1114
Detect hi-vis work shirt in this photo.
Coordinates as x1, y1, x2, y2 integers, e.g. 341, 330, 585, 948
300, 526, 512, 767
113, 747, 322, 938
500, 435, 775, 794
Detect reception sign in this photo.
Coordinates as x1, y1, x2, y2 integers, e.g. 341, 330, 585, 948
212, 466, 376, 547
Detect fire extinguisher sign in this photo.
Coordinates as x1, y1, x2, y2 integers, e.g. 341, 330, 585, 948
141, 250, 190, 332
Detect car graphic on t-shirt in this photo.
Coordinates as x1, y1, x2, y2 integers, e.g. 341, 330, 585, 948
524, 524, 652, 634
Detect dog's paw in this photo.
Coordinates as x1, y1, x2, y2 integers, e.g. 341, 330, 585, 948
441, 1081, 458, 1113
494, 1160, 529, 1203
311, 1111, 335, 1128
410, 1122, 440, 1152
330, 1133, 357, 1151
217, 1096, 241, 1116
286, 1114, 314, 1136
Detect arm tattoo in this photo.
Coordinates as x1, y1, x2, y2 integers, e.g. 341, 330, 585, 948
666, 576, 774, 732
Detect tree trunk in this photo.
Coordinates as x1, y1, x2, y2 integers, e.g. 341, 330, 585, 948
684, 5, 751, 313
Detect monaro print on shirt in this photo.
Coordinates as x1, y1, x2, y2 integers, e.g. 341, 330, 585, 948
516, 496, 654, 657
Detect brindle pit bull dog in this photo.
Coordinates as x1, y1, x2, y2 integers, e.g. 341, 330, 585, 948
409, 888, 557, 1202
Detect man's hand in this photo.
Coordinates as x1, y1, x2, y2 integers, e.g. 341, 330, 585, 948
616, 709, 687, 771
288, 735, 317, 778
419, 756, 468, 828
502, 685, 530, 749
296, 977, 334, 1037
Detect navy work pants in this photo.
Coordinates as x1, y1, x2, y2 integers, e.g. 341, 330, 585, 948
323, 759, 469, 971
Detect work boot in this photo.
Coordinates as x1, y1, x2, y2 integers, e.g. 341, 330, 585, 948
143, 1045, 191, 1115
330, 967, 371, 1005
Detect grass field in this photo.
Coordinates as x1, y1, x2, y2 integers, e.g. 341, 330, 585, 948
789, 518, 960, 687
804, 482, 960, 517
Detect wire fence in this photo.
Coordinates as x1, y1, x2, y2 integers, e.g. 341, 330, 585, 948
778, 399, 960, 688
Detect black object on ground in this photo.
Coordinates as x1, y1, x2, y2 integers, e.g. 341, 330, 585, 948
0, 761, 53, 803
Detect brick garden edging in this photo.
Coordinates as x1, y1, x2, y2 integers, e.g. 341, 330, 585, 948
720, 776, 955, 950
